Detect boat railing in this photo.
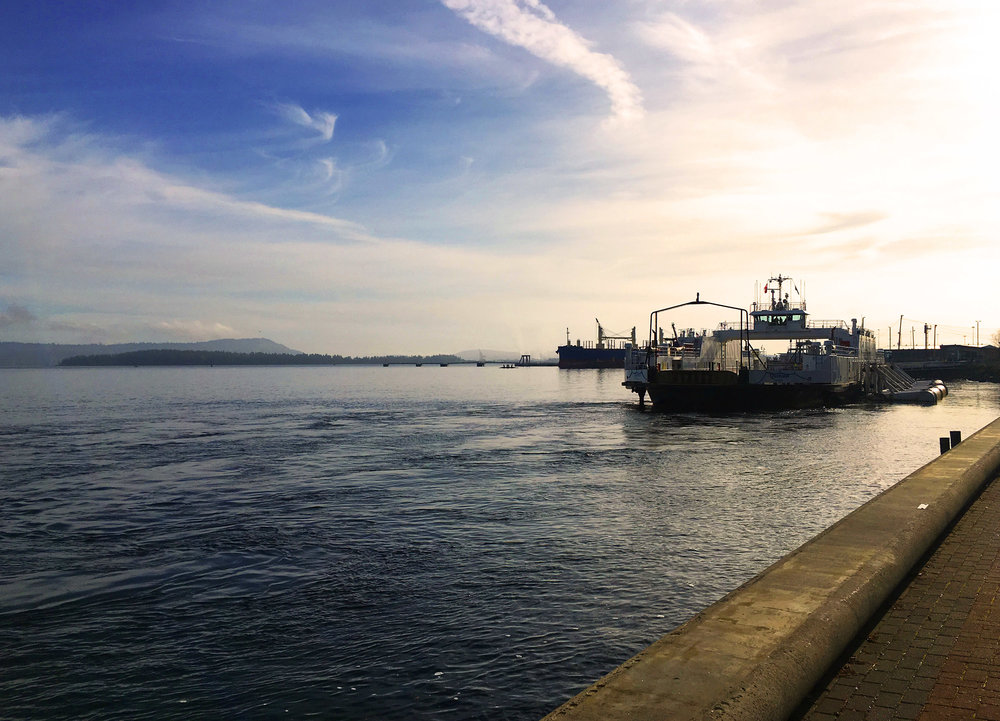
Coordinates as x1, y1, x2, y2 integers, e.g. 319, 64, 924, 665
724, 317, 842, 331
755, 300, 806, 312
649, 348, 744, 373
572, 339, 632, 349
807, 319, 849, 330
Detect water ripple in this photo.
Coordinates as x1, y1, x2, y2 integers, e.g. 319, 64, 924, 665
2, 368, 997, 720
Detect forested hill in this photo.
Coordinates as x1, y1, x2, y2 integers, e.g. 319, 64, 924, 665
0, 338, 301, 367
59, 349, 464, 366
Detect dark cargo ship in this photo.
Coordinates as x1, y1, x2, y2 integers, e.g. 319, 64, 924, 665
557, 320, 636, 369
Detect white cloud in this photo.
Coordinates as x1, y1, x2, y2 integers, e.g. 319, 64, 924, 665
275, 102, 337, 142
156, 181, 370, 237
315, 157, 345, 192
152, 319, 239, 340
0, 114, 627, 354
635, 12, 718, 67
0, 117, 372, 245
441, 0, 644, 124
4, 2, 1000, 353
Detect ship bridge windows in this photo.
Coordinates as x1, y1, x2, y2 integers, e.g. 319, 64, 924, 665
754, 311, 806, 328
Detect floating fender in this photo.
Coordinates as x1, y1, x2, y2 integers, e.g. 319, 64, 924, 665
890, 385, 943, 404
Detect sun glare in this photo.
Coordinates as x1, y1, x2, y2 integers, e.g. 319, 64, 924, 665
949, 5, 1000, 177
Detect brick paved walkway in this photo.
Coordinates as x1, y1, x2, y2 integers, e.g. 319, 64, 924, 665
796, 474, 1000, 721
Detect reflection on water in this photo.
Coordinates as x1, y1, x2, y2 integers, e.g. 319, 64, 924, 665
1, 367, 998, 720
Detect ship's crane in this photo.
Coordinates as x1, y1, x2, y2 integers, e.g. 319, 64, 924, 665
595, 318, 637, 348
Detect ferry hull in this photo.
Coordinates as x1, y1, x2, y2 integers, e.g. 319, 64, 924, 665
642, 371, 864, 411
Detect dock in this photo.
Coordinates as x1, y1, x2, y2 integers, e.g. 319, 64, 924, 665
541, 416, 1000, 721
796, 451, 1000, 719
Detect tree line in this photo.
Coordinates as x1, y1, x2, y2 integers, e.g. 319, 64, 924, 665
59, 350, 465, 366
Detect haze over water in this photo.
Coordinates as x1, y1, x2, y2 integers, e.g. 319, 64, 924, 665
3, 367, 998, 720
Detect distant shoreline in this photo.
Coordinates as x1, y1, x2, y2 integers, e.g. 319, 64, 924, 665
57, 349, 468, 367
0, 338, 302, 368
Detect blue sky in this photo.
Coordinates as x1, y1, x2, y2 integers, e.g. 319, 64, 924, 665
2, 1, 998, 354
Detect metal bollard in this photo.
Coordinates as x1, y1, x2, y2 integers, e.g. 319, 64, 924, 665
940, 437, 951, 454
950, 430, 962, 447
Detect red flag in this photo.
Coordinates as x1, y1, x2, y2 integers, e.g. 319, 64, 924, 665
763, 283, 768, 292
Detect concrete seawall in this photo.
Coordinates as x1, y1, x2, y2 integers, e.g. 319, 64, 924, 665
542, 416, 1000, 721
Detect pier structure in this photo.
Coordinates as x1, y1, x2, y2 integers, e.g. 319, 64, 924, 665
797, 457, 1000, 719
542, 416, 1000, 721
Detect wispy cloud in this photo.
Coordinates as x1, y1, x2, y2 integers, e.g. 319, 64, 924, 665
152, 319, 239, 340
0, 115, 373, 243
315, 157, 345, 192
635, 12, 720, 68
0, 113, 603, 351
802, 211, 887, 236
0, 303, 36, 328
264, 102, 388, 197
441, 0, 643, 124
44, 319, 114, 339
0, 115, 395, 345
5, 4, 1000, 352
365, 140, 391, 168
156, 181, 372, 238
275, 102, 338, 143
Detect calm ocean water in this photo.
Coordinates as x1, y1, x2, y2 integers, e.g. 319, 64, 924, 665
2, 366, 999, 720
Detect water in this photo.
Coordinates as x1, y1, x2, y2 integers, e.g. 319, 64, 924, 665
2, 367, 998, 720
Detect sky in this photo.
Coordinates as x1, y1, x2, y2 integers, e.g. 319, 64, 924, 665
1, 0, 998, 356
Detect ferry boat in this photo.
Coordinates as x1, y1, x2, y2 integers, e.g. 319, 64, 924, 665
623, 275, 923, 410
